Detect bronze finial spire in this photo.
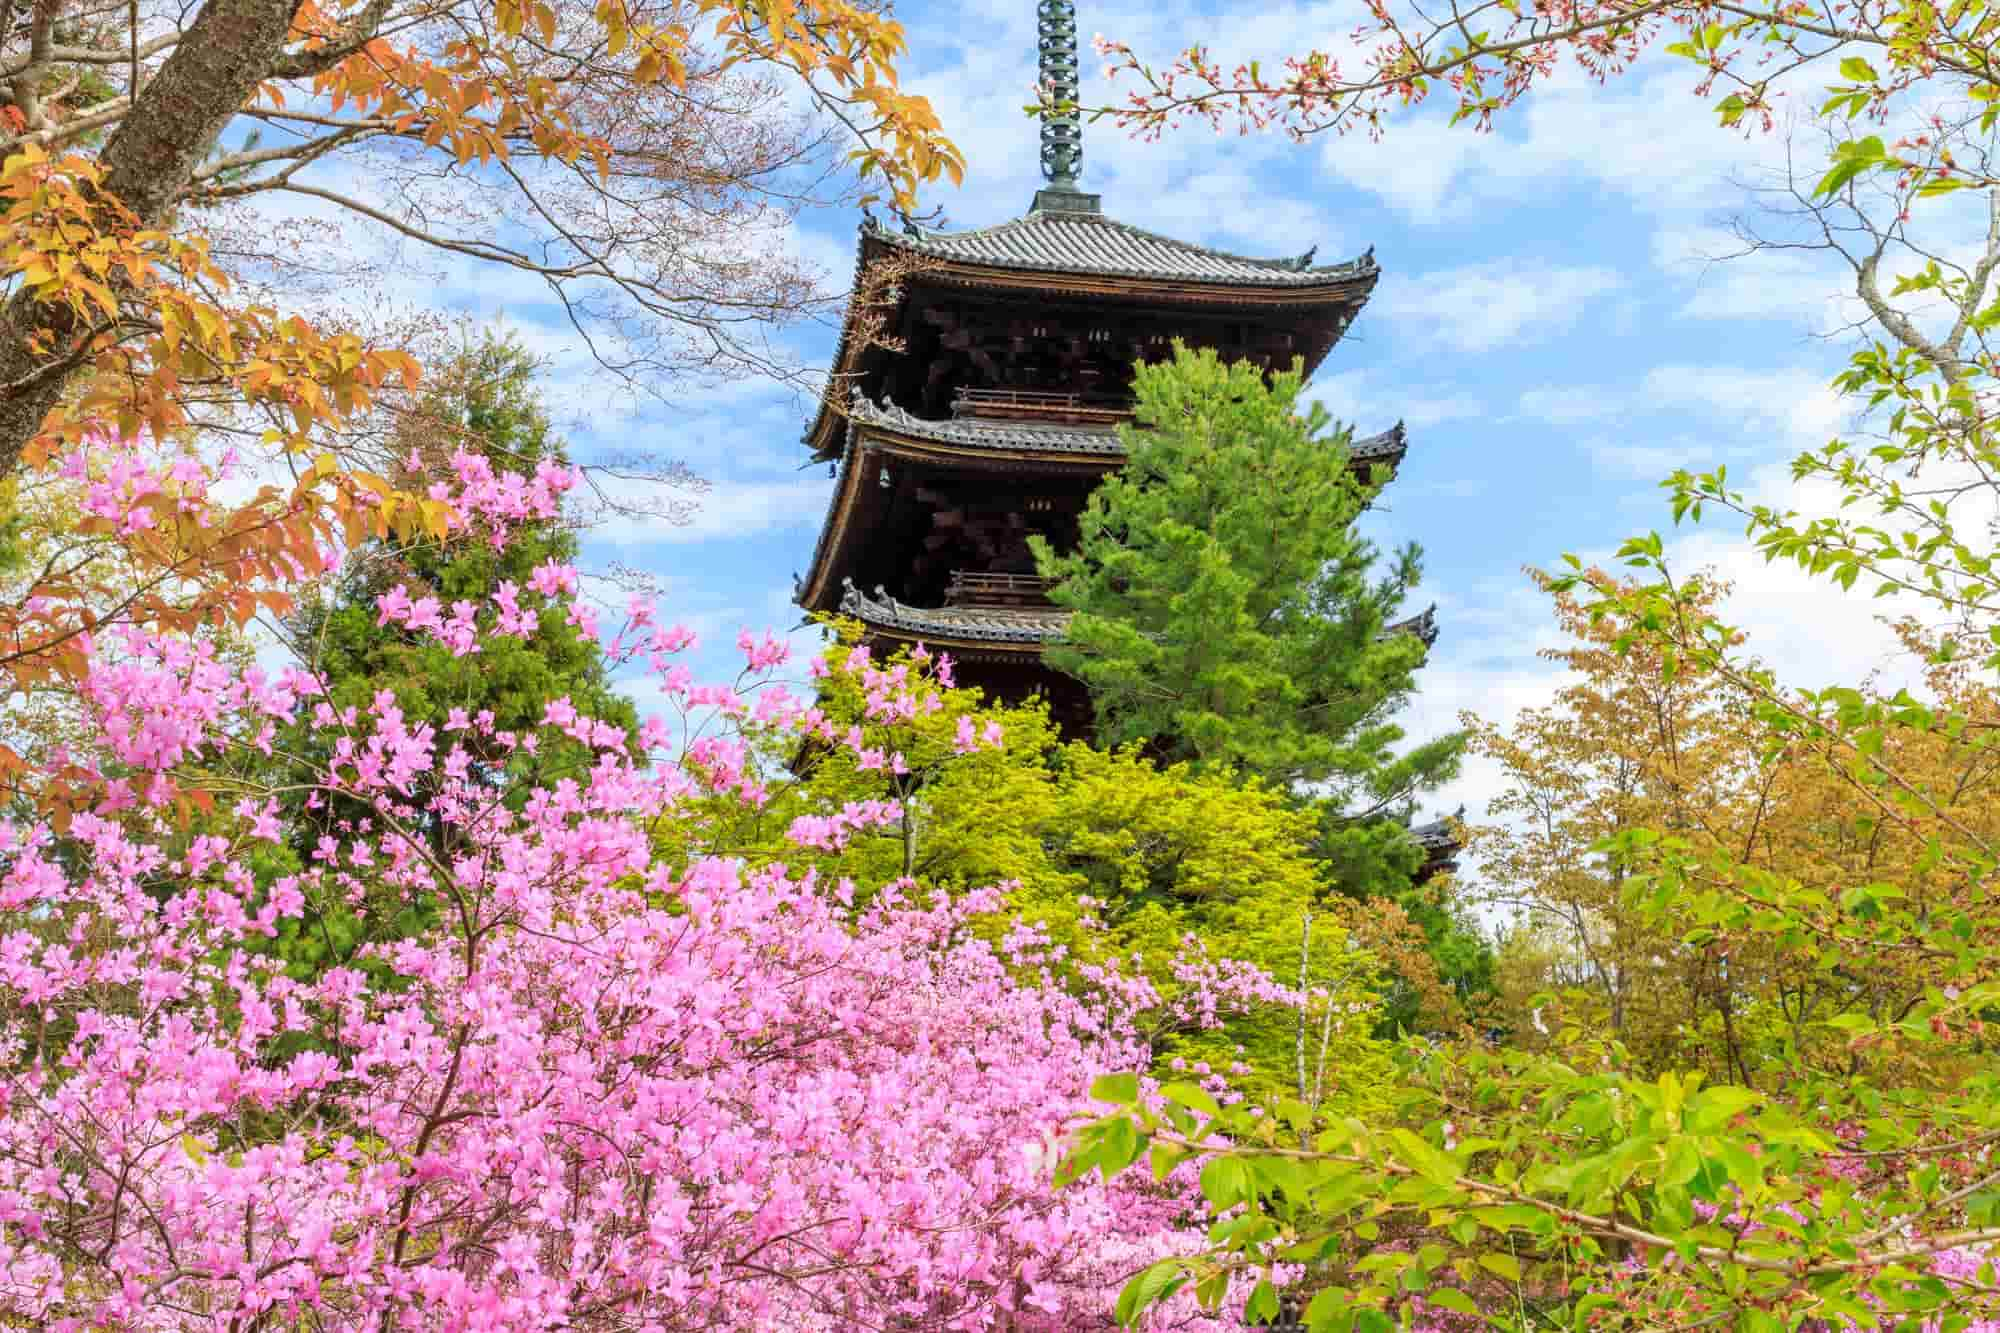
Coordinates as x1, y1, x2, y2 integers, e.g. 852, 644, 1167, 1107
1037, 0, 1082, 187
1032, 0, 1100, 213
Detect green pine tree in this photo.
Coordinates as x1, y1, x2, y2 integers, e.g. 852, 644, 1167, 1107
1033, 343, 1478, 980
1033, 343, 1462, 796
269, 332, 639, 977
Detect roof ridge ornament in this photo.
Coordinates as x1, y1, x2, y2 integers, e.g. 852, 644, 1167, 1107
1032, 0, 1101, 215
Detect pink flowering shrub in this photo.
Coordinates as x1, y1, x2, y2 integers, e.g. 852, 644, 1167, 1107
0, 576, 1289, 1330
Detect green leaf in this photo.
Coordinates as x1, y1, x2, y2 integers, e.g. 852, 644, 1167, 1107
1814, 136, 1889, 198
1478, 1252, 1522, 1282
1150, 1141, 1190, 1183
1838, 55, 1879, 80
1427, 1288, 1482, 1317
1918, 174, 1971, 197
1161, 1080, 1222, 1119
1716, 1139, 1763, 1195
1200, 1157, 1250, 1212
1688, 1084, 1761, 1132
1661, 1136, 1701, 1186
1091, 1072, 1140, 1106
1386, 1128, 1460, 1189
1115, 1259, 1188, 1327
1102, 1114, 1141, 1175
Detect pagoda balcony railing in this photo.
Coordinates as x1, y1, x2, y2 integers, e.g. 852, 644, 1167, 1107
943, 570, 1055, 608
951, 386, 1132, 425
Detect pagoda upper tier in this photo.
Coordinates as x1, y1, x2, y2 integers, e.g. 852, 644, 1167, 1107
801, 196, 1384, 464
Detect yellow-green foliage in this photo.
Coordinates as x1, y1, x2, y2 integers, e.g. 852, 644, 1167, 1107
681, 626, 1398, 1115
1000, 747, 1397, 1116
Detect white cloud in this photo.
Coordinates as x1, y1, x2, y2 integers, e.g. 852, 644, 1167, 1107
1376, 262, 1624, 353
590, 478, 830, 550
1400, 394, 1488, 430
1651, 222, 1852, 327
1584, 437, 1720, 481
1515, 387, 1614, 426
1638, 364, 1847, 446
1310, 367, 1483, 432
1321, 61, 1796, 224
1507, 364, 1850, 479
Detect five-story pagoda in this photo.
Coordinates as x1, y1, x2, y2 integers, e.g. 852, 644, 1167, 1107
795, 0, 1432, 742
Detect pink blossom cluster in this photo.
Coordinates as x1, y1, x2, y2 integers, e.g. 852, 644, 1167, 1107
956, 713, 1006, 753
68, 627, 321, 813
423, 446, 577, 549
1166, 935, 1309, 1032
375, 583, 484, 655
59, 430, 219, 536
77, 628, 317, 774
786, 798, 904, 850
375, 559, 595, 659
0, 584, 1290, 1331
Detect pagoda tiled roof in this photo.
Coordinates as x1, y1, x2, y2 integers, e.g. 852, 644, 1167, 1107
848, 394, 1122, 455
838, 580, 1070, 644
861, 210, 1377, 288
796, 413, 1411, 613
1392, 603, 1439, 650
838, 579, 1440, 651
846, 392, 1409, 466
1350, 420, 1407, 466
1408, 806, 1466, 876
1409, 808, 1464, 855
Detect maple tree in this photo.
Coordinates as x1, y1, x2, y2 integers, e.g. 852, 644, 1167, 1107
0, 0, 961, 761
1466, 572, 1763, 1074
1, 0, 960, 464
1468, 572, 2000, 1091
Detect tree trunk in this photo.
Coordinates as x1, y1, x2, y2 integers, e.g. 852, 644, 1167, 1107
0, 0, 304, 472
1294, 910, 1313, 1102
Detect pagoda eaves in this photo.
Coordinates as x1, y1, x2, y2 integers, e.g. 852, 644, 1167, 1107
865, 208, 1375, 287
830, 579, 1439, 656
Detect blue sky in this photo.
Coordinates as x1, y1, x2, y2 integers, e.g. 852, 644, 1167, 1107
290, 0, 1962, 848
